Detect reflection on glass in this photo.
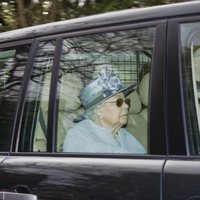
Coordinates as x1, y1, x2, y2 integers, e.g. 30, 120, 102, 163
56, 28, 155, 153
0, 46, 30, 151
181, 22, 200, 154
19, 41, 56, 152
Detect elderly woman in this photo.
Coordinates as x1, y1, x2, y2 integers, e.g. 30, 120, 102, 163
63, 70, 145, 153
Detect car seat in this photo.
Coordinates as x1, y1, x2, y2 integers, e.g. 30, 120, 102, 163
126, 73, 149, 150
33, 72, 84, 152
56, 73, 84, 151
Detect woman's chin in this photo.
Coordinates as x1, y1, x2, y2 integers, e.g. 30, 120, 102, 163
120, 116, 128, 124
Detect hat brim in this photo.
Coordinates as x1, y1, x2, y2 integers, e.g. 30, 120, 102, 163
73, 83, 137, 123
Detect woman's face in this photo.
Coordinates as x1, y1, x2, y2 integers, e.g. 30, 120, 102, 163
99, 92, 129, 130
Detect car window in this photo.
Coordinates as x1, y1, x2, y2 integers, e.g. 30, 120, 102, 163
0, 45, 30, 151
18, 41, 56, 152
56, 27, 155, 154
181, 22, 200, 155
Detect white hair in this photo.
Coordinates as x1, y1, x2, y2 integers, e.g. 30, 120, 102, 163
83, 102, 104, 123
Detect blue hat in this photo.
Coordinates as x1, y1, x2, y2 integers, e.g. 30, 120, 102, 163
74, 69, 136, 122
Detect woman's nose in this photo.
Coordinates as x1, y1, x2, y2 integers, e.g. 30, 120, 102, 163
123, 101, 129, 109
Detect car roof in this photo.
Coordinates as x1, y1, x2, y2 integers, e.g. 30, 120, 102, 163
0, 1, 200, 43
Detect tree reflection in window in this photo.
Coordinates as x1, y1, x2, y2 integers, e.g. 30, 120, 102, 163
56, 28, 155, 152
0, 45, 30, 151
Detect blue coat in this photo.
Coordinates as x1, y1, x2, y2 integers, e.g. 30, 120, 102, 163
63, 119, 146, 153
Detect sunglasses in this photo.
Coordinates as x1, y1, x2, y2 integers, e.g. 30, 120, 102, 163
105, 98, 130, 107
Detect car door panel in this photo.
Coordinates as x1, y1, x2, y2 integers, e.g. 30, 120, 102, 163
0, 156, 164, 200
164, 159, 200, 200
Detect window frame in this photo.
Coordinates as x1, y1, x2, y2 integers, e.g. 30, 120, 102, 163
167, 15, 200, 156
8, 19, 167, 157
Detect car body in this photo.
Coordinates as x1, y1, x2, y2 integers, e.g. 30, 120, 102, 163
0, 1, 200, 200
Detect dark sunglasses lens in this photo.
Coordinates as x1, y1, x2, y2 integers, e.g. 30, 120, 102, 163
116, 98, 124, 107
125, 98, 130, 106
116, 98, 131, 107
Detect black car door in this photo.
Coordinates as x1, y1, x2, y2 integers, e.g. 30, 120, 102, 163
0, 20, 167, 200
0, 155, 165, 200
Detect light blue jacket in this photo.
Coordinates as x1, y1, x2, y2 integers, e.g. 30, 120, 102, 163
63, 119, 146, 153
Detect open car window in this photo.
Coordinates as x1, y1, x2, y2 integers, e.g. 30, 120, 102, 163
17, 27, 155, 154
56, 27, 155, 154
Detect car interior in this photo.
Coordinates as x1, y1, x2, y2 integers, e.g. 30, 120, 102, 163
17, 29, 154, 153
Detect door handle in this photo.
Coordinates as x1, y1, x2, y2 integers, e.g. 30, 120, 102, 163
0, 192, 37, 200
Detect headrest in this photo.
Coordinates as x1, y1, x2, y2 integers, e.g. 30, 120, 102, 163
140, 108, 148, 121
127, 90, 142, 114
59, 73, 83, 111
139, 73, 149, 106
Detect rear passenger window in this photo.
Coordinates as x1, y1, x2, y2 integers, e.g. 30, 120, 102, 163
56, 27, 155, 153
181, 22, 200, 155
0, 45, 30, 151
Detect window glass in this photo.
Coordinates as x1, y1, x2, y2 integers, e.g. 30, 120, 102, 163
0, 45, 30, 151
181, 22, 200, 155
19, 41, 56, 152
56, 27, 155, 153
